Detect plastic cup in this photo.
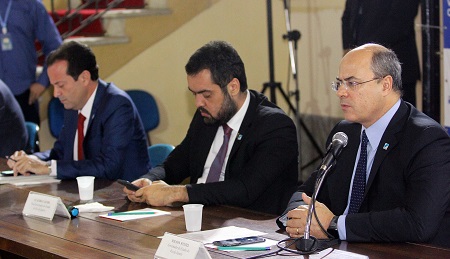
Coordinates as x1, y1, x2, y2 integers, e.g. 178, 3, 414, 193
76, 176, 95, 201
182, 204, 204, 232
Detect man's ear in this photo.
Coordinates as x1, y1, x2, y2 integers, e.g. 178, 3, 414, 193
227, 78, 240, 96
80, 70, 91, 85
381, 75, 393, 96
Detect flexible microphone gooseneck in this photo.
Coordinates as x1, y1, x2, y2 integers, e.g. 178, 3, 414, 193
296, 132, 348, 252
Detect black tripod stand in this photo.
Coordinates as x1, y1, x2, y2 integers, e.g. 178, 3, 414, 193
261, 0, 324, 179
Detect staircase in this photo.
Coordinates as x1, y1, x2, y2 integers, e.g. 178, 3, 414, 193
49, 0, 171, 42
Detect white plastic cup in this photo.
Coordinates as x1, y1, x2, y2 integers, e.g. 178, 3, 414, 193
182, 204, 204, 232
76, 176, 95, 201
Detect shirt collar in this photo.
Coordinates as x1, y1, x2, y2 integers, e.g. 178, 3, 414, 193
79, 85, 98, 121
225, 90, 250, 132
364, 99, 401, 149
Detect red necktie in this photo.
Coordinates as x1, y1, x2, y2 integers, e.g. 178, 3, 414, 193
77, 113, 86, 160
206, 124, 233, 183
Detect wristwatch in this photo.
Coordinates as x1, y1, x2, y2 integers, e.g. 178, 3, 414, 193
327, 215, 339, 239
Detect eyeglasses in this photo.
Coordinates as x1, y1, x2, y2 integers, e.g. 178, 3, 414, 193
331, 77, 382, 92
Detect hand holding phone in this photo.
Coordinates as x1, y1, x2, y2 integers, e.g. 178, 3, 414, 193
212, 236, 265, 247
117, 179, 140, 191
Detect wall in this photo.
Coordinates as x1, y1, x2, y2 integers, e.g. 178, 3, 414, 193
38, 0, 424, 178
106, 0, 347, 147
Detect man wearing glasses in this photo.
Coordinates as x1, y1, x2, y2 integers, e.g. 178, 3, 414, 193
277, 43, 450, 248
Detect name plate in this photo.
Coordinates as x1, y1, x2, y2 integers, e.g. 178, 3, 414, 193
155, 232, 212, 259
22, 191, 71, 220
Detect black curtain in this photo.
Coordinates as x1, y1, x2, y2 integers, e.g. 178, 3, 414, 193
421, 0, 440, 122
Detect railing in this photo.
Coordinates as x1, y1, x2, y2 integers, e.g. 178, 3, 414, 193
50, 0, 125, 39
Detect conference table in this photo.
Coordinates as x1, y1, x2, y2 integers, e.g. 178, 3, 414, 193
0, 161, 449, 258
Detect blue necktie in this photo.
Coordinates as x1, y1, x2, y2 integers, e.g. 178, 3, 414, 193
206, 124, 232, 183
349, 130, 369, 214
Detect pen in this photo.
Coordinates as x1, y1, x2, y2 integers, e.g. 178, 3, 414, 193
217, 246, 271, 251
5, 156, 17, 162
107, 211, 156, 216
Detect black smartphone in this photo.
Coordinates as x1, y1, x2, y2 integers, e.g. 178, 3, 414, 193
212, 236, 265, 247
117, 179, 140, 191
1, 170, 14, 176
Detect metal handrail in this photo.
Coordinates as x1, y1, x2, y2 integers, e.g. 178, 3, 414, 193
50, 0, 125, 39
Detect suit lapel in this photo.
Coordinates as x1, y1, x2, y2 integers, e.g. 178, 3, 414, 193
326, 123, 361, 212
84, 80, 107, 139
190, 115, 219, 181
366, 101, 408, 192
227, 91, 257, 161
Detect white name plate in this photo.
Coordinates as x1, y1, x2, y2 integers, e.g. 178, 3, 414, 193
155, 232, 212, 259
22, 191, 71, 220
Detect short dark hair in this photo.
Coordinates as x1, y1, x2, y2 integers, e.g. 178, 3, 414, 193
185, 41, 248, 92
46, 41, 99, 81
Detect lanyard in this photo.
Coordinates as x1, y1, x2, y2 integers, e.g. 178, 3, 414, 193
0, 0, 12, 34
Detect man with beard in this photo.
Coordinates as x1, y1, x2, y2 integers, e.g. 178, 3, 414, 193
123, 41, 299, 215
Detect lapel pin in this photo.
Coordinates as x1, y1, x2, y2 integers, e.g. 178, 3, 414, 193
237, 134, 243, 140
383, 143, 389, 150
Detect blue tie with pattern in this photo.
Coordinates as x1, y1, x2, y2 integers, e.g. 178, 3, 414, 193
206, 124, 232, 183
348, 130, 369, 214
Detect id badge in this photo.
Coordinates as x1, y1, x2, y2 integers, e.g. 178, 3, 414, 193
1, 33, 13, 51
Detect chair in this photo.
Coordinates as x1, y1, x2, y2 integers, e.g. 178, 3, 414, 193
147, 143, 174, 167
126, 90, 160, 145
25, 121, 40, 153
48, 97, 65, 138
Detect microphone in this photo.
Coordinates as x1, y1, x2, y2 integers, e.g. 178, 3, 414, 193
295, 132, 348, 253
319, 132, 348, 173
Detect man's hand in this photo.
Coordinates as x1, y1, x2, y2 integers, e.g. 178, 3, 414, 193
285, 193, 335, 239
29, 83, 46, 105
7, 151, 50, 176
124, 179, 189, 206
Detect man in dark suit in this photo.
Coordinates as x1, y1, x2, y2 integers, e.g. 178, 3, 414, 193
342, 0, 420, 106
0, 79, 27, 157
124, 41, 298, 215
7, 41, 151, 181
278, 44, 450, 248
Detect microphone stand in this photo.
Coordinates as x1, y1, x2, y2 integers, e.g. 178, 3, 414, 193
295, 165, 339, 252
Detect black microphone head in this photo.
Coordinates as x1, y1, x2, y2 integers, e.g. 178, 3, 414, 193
332, 132, 348, 147
331, 132, 348, 158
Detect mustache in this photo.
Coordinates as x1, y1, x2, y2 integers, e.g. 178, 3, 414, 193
198, 107, 218, 124
198, 107, 212, 116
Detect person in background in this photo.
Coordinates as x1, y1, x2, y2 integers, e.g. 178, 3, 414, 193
342, 0, 420, 106
278, 44, 450, 248
0, 79, 27, 157
123, 41, 299, 215
7, 41, 151, 181
0, 0, 62, 125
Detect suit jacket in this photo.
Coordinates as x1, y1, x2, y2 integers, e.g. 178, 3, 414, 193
0, 79, 27, 156
281, 101, 450, 247
143, 90, 298, 215
35, 80, 151, 181
342, 0, 420, 84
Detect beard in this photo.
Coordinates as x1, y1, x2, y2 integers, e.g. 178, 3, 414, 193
200, 91, 238, 125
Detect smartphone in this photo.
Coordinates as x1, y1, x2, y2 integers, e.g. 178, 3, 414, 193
1, 170, 14, 176
117, 179, 140, 191
212, 236, 265, 247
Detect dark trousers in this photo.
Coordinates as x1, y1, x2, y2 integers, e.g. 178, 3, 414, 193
15, 89, 40, 125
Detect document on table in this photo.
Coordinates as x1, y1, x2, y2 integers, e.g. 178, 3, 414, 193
99, 208, 171, 222
0, 174, 60, 186
309, 248, 369, 258
178, 226, 268, 244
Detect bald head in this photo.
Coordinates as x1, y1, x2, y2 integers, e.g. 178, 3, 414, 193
343, 43, 403, 93
336, 43, 403, 128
